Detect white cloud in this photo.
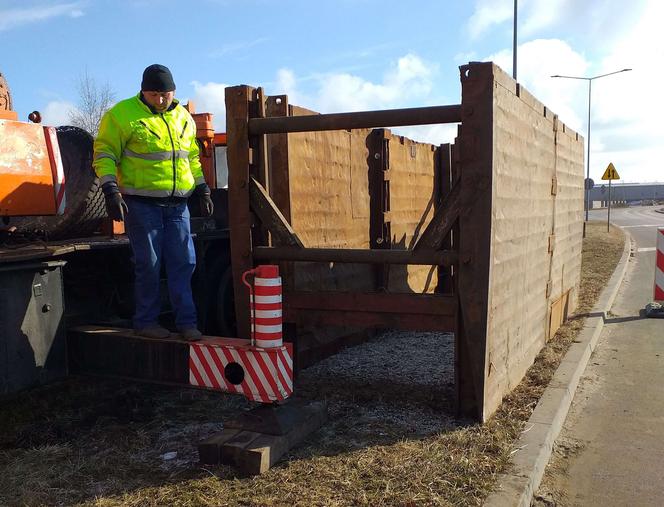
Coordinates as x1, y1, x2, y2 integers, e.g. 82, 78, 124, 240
190, 81, 230, 131
188, 54, 452, 145
41, 100, 75, 126
467, 0, 513, 39
486, 39, 589, 131
519, 0, 568, 37
287, 53, 436, 114
395, 124, 458, 146
482, 1, 663, 182
0, 2, 86, 31
468, 0, 646, 42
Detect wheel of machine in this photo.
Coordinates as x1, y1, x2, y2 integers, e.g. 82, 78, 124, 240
0, 72, 11, 111
11, 126, 107, 239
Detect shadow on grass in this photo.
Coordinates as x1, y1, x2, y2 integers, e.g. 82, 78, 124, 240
0, 332, 467, 507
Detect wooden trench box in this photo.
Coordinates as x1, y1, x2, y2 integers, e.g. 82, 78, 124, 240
225, 62, 585, 422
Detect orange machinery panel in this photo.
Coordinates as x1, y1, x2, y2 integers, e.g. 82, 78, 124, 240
0, 119, 57, 216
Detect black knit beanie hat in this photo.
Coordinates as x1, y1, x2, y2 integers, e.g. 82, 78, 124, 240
141, 64, 176, 92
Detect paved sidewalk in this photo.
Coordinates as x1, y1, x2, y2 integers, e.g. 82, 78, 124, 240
537, 233, 664, 505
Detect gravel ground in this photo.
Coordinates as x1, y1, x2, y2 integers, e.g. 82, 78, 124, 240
296, 330, 458, 450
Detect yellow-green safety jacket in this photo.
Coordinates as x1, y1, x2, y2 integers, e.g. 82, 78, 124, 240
93, 94, 204, 198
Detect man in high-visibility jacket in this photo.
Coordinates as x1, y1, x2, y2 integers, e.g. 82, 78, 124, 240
93, 64, 213, 341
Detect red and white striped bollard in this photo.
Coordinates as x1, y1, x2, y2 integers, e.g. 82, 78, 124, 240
646, 227, 664, 317
655, 227, 664, 302
243, 265, 283, 348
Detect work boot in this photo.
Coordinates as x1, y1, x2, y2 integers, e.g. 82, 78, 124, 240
179, 328, 203, 342
135, 325, 171, 339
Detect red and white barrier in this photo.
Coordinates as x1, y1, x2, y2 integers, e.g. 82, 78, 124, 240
188, 265, 292, 403
244, 265, 283, 348
189, 339, 293, 403
655, 227, 664, 302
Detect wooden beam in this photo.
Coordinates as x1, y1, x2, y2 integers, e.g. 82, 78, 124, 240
253, 246, 457, 266
413, 179, 463, 251
226, 85, 254, 340
248, 104, 462, 135
287, 309, 456, 332
284, 292, 456, 316
249, 177, 304, 248
455, 62, 496, 422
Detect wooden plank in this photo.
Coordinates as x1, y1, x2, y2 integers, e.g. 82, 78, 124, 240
368, 128, 389, 290
284, 292, 456, 315
220, 431, 263, 466
456, 62, 496, 421
254, 246, 456, 266
249, 177, 304, 248
237, 403, 327, 475
438, 143, 454, 293
225, 85, 255, 340
412, 180, 462, 251
67, 326, 189, 384
290, 308, 456, 332
248, 104, 463, 135
198, 428, 241, 464
265, 94, 295, 294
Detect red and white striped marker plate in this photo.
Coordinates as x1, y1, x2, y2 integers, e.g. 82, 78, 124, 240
189, 338, 293, 403
655, 228, 664, 302
43, 126, 66, 215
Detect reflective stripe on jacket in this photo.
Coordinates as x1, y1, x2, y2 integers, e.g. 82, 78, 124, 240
93, 94, 205, 198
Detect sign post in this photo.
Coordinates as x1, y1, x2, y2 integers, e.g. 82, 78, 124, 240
601, 162, 620, 232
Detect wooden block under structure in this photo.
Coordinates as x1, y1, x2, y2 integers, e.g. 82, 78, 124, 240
198, 429, 240, 465
198, 399, 328, 475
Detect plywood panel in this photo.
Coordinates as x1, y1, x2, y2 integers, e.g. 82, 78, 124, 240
286, 109, 375, 291
476, 63, 584, 418
386, 133, 439, 293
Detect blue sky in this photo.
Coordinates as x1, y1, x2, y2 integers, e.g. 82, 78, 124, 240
2, 0, 661, 182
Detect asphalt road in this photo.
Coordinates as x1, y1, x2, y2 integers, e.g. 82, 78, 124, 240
537, 206, 664, 506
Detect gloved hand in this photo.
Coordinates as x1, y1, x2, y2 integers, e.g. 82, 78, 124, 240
195, 183, 214, 217
105, 192, 129, 221
101, 181, 129, 222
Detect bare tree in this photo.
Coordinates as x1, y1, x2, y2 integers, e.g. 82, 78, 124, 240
68, 70, 115, 136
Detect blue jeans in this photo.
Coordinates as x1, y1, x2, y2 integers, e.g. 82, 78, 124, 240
124, 198, 197, 330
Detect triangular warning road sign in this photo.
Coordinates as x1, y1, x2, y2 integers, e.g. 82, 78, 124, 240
601, 162, 620, 181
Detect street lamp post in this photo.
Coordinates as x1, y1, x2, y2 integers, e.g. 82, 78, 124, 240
513, 0, 518, 80
551, 68, 631, 223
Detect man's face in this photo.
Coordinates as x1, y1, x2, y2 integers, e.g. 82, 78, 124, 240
142, 90, 175, 112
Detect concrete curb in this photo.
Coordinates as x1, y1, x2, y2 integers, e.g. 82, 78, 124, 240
484, 229, 633, 507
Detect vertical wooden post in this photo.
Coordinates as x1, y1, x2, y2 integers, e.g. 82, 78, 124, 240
265, 94, 298, 373
225, 85, 255, 340
368, 128, 391, 291
455, 63, 495, 421
437, 143, 453, 294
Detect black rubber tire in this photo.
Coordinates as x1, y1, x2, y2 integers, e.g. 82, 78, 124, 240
11, 126, 107, 239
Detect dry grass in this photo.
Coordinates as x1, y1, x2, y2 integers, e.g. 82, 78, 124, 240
0, 221, 625, 507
